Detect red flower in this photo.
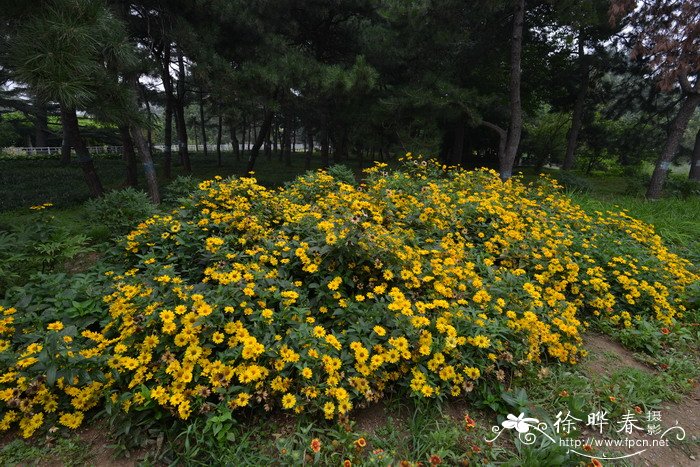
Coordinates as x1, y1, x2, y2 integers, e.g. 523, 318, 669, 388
471, 445, 481, 453
634, 406, 643, 414
464, 414, 476, 431
343, 460, 352, 467
583, 444, 593, 452
310, 438, 321, 453
429, 454, 442, 465
661, 327, 670, 335
589, 459, 603, 467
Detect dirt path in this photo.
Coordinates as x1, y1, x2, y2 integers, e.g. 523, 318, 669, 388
582, 334, 699, 467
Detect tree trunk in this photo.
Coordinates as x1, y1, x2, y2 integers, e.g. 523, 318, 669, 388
62, 106, 103, 197
162, 43, 173, 179
240, 117, 246, 154
245, 110, 274, 173
131, 126, 161, 203
292, 126, 297, 156
283, 110, 292, 166
60, 108, 71, 165
229, 125, 240, 161
321, 123, 330, 168
449, 119, 465, 166
199, 87, 208, 157
646, 93, 700, 199
127, 76, 160, 203
216, 111, 223, 166
120, 125, 138, 187
689, 126, 700, 181
265, 133, 272, 161
144, 93, 153, 152
305, 129, 313, 170
482, 121, 507, 166
331, 132, 340, 164
562, 31, 589, 171
337, 130, 349, 161
252, 116, 258, 142
176, 50, 191, 172
34, 96, 48, 147
501, 0, 525, 180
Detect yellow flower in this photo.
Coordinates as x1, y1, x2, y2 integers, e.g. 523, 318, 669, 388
464, 367, 481, 380
58, 411, 84, 429
327, 276, 342, 291
281, 393, 296, 409
47, 321, 64, 331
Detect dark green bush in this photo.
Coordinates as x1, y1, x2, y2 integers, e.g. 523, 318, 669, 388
0, 207, 92, 296
162, 175, 200, 205
84, 188, 157, 238
326, 164, 357, 185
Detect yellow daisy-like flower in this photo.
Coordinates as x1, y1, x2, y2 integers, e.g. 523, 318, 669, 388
281, 393, 296, 409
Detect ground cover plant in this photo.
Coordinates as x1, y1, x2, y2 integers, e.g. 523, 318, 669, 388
0, 157, 696, 462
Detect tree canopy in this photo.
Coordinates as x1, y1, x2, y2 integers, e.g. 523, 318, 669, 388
1, 0, 698, 198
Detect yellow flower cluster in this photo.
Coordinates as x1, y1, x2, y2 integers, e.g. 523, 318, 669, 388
0, 156, 696, 437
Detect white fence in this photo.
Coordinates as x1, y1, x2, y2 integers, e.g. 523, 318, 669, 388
3, 142, 309, 158
153, 143, 309, 152
2, 145, 123, 157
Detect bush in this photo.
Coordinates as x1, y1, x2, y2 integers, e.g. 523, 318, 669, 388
0, 155, 697, 439
624, 172, 700, 198
0, 204, 92, 295
162, 175, 200, 205
84, 188, 157, 238
326, 164, 357, 185
664, 175, 700, 199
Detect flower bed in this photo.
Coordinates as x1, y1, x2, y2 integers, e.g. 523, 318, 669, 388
1, 156, 696, 437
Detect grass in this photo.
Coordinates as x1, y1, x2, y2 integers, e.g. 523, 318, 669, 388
570, 195, 700, 264
0, 437, 93, 466
517, 166, 700, 262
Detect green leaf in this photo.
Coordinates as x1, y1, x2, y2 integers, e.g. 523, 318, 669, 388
46, 365, 57, 386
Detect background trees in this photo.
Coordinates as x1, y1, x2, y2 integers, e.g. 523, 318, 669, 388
1, 0, 698, 200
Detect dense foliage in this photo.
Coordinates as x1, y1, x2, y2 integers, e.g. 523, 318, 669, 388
2, 0, 699, 201
0, 158, 696, 439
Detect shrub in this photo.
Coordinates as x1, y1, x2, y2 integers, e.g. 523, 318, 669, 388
0, 204, 92, 295
326, 164, 357, 185
0, 155, 696, 439
162, 175, 200, 205
663, 175, 700, 198
624, 172, 700, 198
84, 188, 157, 238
